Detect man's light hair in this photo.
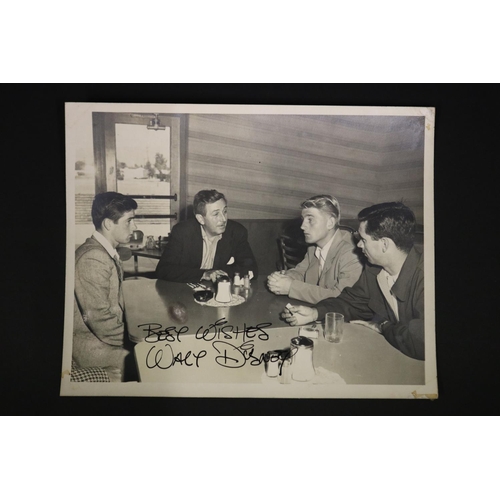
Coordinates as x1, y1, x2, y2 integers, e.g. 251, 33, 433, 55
301, 194, 341, 223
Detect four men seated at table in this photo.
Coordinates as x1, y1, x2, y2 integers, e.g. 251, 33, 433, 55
72, 192, 139, 382
156, 189, 258, 283
267, 194, 363, 304
281, 202, 424, 360
71, 190, 425, 379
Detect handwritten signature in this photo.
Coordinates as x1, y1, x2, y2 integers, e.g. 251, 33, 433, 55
146, 343, 208, 370
144, 339, 297, 375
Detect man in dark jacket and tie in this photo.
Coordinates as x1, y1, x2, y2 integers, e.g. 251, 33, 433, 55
156, 189, 258, 283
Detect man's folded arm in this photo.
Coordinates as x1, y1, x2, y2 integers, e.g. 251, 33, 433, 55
332, 253, 364, 297
155, 226, 205, 282
156, 256, 206, 282
314, 272, 373, 322
75, 254, 124, 346
380, 319, 425, 360
285, 252, 310, 282
289, 280, 338, 304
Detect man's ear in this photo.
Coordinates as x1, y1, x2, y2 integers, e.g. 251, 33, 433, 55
327, 216, 336, 230
102, 218, 113, 232
195, 214, 205, 226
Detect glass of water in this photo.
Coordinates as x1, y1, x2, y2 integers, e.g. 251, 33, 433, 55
324, 312, 344, 343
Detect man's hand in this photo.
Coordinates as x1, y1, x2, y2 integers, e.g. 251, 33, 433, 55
267, 272, 293, 295
350, 320, 383, 333
202, 270, 229, 282
281, 304, 318, 326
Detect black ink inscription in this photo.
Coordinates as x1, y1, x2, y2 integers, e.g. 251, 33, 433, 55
211, 340, 265, 368
146, 343, 207, 370
195, 318, 271, 343
139, 323, 190, 343
137, 320, 276, 372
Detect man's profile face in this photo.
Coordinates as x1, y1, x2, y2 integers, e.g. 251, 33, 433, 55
109, 210, 137, 246
357, 221, 383, 265
300, 207, 334, 247
197, 199, 227, 237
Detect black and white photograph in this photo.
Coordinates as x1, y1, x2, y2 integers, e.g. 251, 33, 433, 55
60, 102, 436, 398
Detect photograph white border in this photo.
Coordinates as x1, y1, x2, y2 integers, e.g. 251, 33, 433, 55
60, 102, 436, 399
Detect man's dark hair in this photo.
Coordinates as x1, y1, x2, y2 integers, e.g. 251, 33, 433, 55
358, 202, 416, 253
91, 192, 138, 230
193, 189, 226, 216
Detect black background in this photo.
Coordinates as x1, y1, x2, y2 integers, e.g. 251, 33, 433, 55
3, 84, 497, 415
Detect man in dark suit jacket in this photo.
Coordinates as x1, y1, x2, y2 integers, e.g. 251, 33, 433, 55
156, 190, 258, 283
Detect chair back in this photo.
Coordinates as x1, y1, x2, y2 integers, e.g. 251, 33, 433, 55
277, 234, 309, 270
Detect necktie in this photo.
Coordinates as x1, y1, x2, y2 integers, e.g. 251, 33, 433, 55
314, 247, 324, 284
113, 254, 124, 282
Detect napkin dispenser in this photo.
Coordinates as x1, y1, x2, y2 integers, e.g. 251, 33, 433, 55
215, 275, 232, 303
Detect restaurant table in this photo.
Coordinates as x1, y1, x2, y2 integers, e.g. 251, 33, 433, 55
131, 248, 163, 273
123, 279, 426, 396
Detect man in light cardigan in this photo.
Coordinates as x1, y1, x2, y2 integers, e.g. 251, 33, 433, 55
267, 194, 363, 304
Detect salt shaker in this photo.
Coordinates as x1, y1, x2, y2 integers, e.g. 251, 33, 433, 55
215, 275, 232, 303
244, 274, 250, 289
290, 336, 315, 382
146, 235, 155, 250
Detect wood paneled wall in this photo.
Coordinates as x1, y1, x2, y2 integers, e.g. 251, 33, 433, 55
184, 114, 425, 223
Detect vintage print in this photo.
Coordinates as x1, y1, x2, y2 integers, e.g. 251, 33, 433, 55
61, 103, 437, 398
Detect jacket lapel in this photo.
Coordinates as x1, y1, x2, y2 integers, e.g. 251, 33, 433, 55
191, 222, 204, 267
213, 230, 230, 269
319, 231, 343, 280
365, 262, 399, 323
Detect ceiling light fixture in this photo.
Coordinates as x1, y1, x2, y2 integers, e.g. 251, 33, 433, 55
147, 114, 166, 131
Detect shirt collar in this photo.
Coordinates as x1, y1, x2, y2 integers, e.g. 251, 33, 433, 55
315, 229, 338, 262
200, 225, 223, 243
92, 230, 119, 260
380, 268, 400, 287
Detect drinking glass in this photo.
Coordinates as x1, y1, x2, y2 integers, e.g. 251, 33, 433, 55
324, 312, 344, 343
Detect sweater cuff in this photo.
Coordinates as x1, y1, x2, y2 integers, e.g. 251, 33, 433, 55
315, 303, 330, 322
